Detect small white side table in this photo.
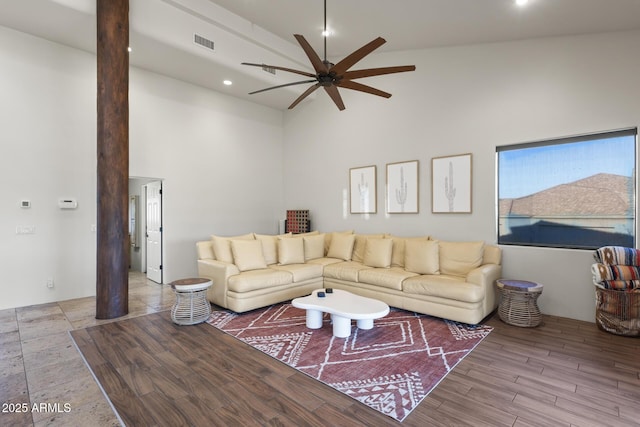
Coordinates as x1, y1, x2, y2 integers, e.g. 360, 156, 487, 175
170, 278, 212, 325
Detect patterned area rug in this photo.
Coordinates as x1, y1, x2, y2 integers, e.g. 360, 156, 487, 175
207, 303, 492, 422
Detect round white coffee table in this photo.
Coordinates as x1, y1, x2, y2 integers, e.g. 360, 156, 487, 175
170, 278, 212, 325
292, 289, 389, 338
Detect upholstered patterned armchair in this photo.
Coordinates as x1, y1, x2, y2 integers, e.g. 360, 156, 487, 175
591, 246, 640, 336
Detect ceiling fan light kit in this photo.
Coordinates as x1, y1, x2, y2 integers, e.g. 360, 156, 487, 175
242, 0, 416, 111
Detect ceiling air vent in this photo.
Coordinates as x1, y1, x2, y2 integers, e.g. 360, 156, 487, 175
194, 33, 214, 51
261, 65, 276, 75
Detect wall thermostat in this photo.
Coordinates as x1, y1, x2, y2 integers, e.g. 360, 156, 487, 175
21, 200, 31, 208
58, 198, 78, 209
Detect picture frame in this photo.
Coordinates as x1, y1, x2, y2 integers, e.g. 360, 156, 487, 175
349, 165, 377, 214
431, 153, 472, 213
386, 160, 419, 213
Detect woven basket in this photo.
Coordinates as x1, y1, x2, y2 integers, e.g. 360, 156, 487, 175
595, 286, 640, 337
498, 287, 542, 327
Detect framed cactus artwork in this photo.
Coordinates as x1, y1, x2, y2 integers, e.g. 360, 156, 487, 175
349, 165, 377, 214
431, 153, 472, 213
386, 160, 419, 213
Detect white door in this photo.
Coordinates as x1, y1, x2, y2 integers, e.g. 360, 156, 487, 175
146, 181, 163, 283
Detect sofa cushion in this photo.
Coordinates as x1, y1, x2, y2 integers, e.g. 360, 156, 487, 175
439, 241, 484, 278
278, 237, 305, 265
359, 267, 418, 291
389, 235, 430, 268
255, 233, 291, 265
323, 261, 372, 282
404, 239, 440, 275
306, 257, 344, 267
327, 233, 356, 261
303, 234, 326, 260
403, 275, 484, 303
363, 238, 393, 268
230, 239, 267, 272
211, 233, 254, 263
228, 269, 292, 293
270, 263, 324, 282
352, 234, 385, 263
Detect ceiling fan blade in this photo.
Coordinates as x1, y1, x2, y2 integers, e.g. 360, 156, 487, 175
343, 65, 416, 80
294, 34, 327, 73
249, 79, 317, 95
330, 37, 386, 75
338, 80, 391, 98
288, 83, 321, 109
241, 62, 315, 78
323, 85, 345, 111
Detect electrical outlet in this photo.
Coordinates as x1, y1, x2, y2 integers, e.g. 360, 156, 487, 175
46, 278, 54, 288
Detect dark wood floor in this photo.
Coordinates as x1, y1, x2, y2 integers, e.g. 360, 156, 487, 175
70, 309, 640, 426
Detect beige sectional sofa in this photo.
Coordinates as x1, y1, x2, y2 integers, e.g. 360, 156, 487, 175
196, 231, 502, 324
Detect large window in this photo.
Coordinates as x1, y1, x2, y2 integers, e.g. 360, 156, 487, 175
497, 128, 637, 249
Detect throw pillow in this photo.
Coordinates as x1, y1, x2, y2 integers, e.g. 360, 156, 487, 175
255, 233, 291, 265
278, 237, 305, 265
389, 235, 430, 268
295, 230, 320, 237
439, 241, 484, 277
404, 239, 440, 275
303, 234, 325, 260
352, 234, 385, 263
230, 239, 267, 272
211, 233, 254, 264
324, 230, 354, 254
196, 241, 215, 260
327, 233, 356, 261
363, 238, 393, 268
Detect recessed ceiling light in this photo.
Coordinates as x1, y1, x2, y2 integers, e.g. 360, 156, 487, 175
322, 28, 333, 37
516, 0, 529, 6
127, 46, 132, 52
223, 80, 232, 86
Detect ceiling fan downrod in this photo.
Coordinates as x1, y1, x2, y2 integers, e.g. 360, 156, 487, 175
323, 0, 327, 64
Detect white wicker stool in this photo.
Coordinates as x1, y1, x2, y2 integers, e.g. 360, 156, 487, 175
170, 278, 212, 325
497, 279, 544, 327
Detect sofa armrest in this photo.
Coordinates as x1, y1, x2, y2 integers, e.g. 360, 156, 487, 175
466, 263, 502, 313
197, 259, 239, 308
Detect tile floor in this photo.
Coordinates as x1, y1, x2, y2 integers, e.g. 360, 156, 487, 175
0, 272, 174, 427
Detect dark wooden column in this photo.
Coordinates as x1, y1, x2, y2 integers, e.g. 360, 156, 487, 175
96, 0, 129, 319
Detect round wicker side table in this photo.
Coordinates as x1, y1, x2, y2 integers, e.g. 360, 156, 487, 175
170, 278, 212, 325
497, 279, 544, 327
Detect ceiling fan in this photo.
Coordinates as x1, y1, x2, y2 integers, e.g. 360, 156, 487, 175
241, 0, 416, 111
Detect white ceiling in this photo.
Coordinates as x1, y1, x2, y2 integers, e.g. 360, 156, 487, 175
211, 0, 640, 56
2, 0, 640, 110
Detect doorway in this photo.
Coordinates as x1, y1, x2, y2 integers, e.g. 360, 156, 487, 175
129, 177, 164, 284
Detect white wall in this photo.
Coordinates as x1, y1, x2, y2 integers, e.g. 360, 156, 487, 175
0, 25, 285, 310
129, 68, 285, 283
282, 30, 640, 322
0, 26, 97, 309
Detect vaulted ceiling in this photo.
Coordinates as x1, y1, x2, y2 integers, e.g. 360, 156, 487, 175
2, 0, 640, 110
